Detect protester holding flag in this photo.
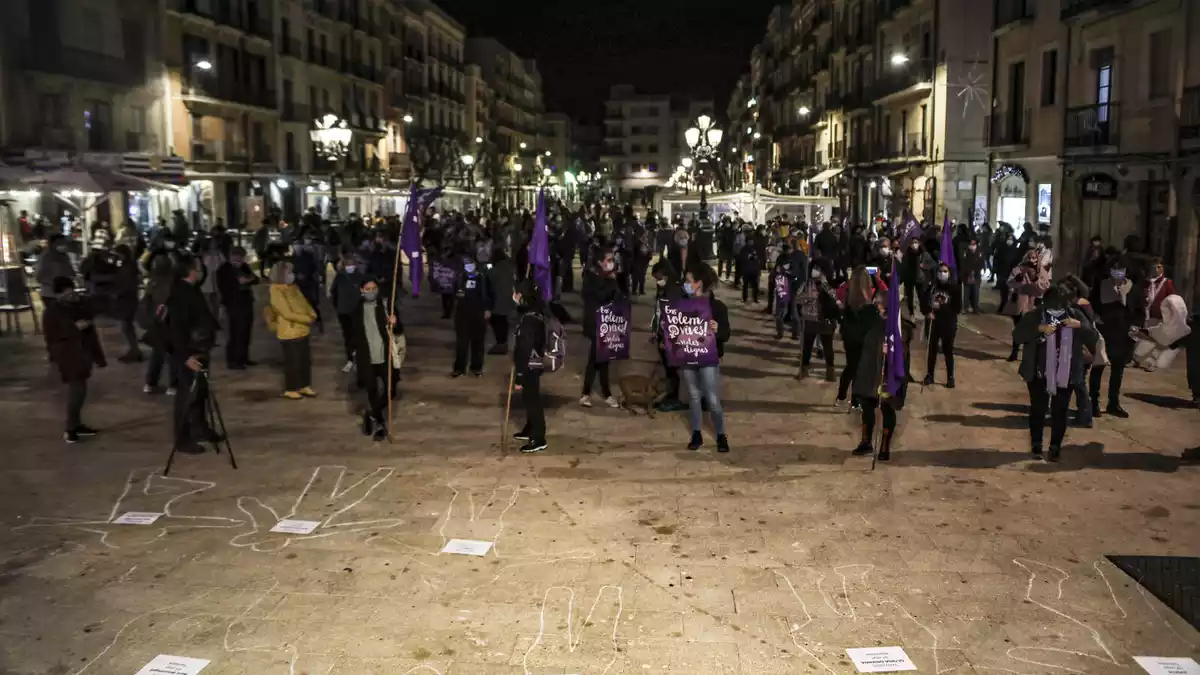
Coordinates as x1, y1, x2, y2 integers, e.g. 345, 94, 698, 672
851, 262, 912, 460
401, 184, 444, 298
772, 255, 798, 340
580, 246, 623, 408
837, 267, 880, 408
921, 262, 962, 388
511, 279, 549, 454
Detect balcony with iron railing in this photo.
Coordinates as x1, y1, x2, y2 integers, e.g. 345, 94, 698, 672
994, 0, 1035, 31
18, 43, 145, 86
1061, 0, 1130, 20
282, 103, 311, 123
177, 0, 272, 40
281, 38, 305, 60
985, 109, 1031, 147
124, 131, 159, 152
871, 58, 934, 102
1181, 86, 1200, 144
183, 77, 277, 110
1065, 103, 1119, 149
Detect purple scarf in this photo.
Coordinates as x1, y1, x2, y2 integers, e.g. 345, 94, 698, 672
1044, 325, 1074, 393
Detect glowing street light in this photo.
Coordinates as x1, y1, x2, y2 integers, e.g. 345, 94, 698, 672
798, 106, 811, 116
544, 150, 551, 157
753, 132, 762, 139
891, 53, 910, 66
513, 162, 523, 172
402, 114, 414, 123
195, 59, 213, 71
274, 178, 289, 189
475, 136, 483, 143
684, 113, 722, 221
460, 154, 475, 166
519, 141, 527, 149
681, 157, 693, 168
542, 168, 551, 177
310, 113, 352, 220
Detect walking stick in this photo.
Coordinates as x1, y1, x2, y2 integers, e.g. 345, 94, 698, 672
501, 366, 515, 454
386, 323, 396, 443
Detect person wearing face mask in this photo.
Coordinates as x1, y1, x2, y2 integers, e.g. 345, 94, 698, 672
36, 234, 76, 310
268, 261, 318, 400
165, 255, 221, 453
330, 250, 367, 372
960, 239, 984, 313
486, 245, 516, 355
899, 237, 935, 317
1003, 248, 1050, 361
851, 288, 914, 460
580, 247, 622, 408
772, 252, 798, 339
291, 231, 324, 332
650, 259, 686, 411
1013, 287, 1098, 461
1088, 258, 1136, 419
42, 276, 106, 443
216, 246, 259, 370
739, 244, 762, 304
797, 258, 840, 380
838, 267, 880, 408
350, 278, 404, 441
1143, 257, 1175, 327
512, 279, 550, 453
451, 254, 494, 378
678, 263, 732, 452
921, 263, 962, 388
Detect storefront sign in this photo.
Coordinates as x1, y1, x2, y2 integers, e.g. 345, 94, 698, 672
1080, 173, 1118, 200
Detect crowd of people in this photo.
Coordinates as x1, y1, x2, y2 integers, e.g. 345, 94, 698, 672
30, 198, 1200, 461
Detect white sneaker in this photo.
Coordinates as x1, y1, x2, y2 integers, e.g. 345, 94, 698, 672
604, 396, 620, 409
166, 387, 177, 397
342, 360, 355, 373
578, 395, 592, 408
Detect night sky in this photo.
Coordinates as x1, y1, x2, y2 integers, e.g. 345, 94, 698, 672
436, 0, 784, 125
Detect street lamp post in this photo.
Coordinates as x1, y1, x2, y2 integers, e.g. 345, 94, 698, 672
310, 113, 352, 221
684, 115, 723, 222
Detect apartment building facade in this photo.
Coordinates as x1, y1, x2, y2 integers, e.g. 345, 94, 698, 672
987, 0, 1200, 304
2, 0, 490, 227
735, 0, 991, 227
601, 85, 712, 207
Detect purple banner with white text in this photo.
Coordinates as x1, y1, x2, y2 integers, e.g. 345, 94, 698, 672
596, 300, 631, 362
662, 298, 719, 368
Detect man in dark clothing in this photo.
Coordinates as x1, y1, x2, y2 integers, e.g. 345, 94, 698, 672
451, 256, 494, 376
43, 277, 106, 443
216, 246, 259, 369
740, 246, 762, 303
815, 222, 838, 261
651, 258, 686, 412
959, 239, 985, 313
165, 255, 220, 454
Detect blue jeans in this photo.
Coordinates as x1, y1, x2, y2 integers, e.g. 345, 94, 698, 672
680, 366, 725, 436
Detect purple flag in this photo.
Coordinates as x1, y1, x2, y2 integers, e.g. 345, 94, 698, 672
661, 298, 719, 367
595, 300, 631, 362
899, 211, 922, 250
940, 214, 957, 278
401, 184, 444, 297
529, 188, 552, 302
885, 261, 906, 397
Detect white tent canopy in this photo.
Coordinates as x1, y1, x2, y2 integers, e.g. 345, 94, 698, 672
662, 186, 837, 225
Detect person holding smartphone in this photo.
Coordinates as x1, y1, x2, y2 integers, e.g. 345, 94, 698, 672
1013, 287, 1098, 461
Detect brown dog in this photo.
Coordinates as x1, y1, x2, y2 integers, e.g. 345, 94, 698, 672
619, 365, 664, 418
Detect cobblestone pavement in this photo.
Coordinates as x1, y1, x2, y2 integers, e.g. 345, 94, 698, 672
1, 277, 1198, 675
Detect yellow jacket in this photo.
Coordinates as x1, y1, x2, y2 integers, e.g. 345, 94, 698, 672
269, 284, 317, 340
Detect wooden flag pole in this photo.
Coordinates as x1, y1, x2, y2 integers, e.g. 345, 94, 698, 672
386, 198, 411, 443
501, 367, 515, 454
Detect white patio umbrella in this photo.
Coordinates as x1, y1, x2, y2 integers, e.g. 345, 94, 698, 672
21, 168, 182, 254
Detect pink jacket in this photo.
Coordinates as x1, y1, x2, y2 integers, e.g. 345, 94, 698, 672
1007, 263, 1049, 315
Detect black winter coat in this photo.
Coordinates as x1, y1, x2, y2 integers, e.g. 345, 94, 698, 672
582, 270, 621, 339
350, 297, 403, 388
43, 296, 106, 382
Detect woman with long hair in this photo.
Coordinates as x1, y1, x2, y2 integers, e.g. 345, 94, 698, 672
580, 246, 622, 408
837, 267, 877, 407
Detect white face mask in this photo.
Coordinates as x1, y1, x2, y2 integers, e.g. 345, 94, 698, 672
937, 271, 950, 282
880, 248, 890, 257
602, 260, 614, 272
655, 278, 667, 287
811, 269, 821, 279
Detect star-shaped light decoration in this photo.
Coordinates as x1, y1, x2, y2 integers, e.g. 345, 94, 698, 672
949, 55, 990, 119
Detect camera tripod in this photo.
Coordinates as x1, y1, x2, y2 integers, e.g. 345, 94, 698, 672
162, 368, 237, 476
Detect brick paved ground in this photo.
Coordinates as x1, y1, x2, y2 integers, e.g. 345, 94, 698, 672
1, 276, 1197, 674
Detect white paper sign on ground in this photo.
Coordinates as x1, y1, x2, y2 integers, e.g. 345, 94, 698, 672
134, 654, 210, 675
1135, 657, 1200, 675
846, 647, 918, 673
113, 512, 164, 525
269, 519, 321, 535
441, 539, 493, 556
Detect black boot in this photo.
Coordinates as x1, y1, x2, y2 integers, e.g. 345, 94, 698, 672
922, 373, 935, 386
1106, 404, 1130, 419
1047, 445, 1061, 462
716, 435, 730, 453
852, 424, 873, 456
878, 429, 892, 462
488, 343, 508, 355
946, 375, 956, 389
1091, 397, 1103, 418
1007, 346, 1020, 362
798, 365, 809, 380
687, 431, 703, 451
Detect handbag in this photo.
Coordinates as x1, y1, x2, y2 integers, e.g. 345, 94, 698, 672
1083, 335, 1109, 366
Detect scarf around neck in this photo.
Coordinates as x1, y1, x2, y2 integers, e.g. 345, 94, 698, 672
1044, 321, 1074, 393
